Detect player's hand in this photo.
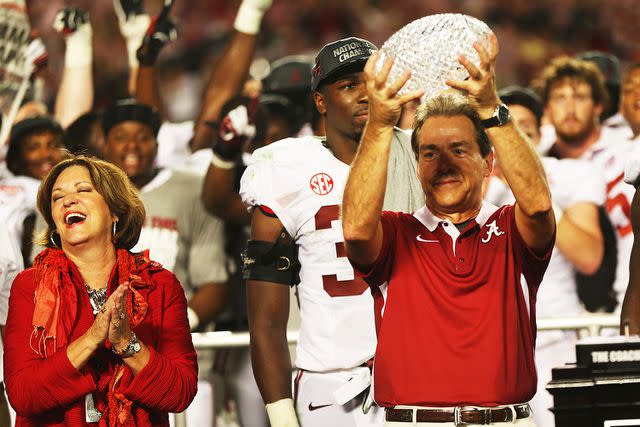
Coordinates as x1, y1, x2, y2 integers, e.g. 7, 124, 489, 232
108, 283, 133, 350
212, 98, 258, 161
53, 8, 89, 36
136, 0, 177, 66
363, 52, 425, 128
446, 32, 501, 119
113, 0, 150, 39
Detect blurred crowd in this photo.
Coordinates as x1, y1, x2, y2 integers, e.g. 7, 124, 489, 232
27, 0, 640, 121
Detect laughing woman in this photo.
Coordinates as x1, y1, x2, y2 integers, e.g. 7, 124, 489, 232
3, 155, 197, 426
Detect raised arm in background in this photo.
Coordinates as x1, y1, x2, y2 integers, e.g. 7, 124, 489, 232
52, 8, 93, 128
200, 0, 272, 222
191, 0, 271, 153
133, 0, 177, 117
113, 0, 150, 96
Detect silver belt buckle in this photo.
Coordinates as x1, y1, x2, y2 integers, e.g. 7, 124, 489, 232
453, 406, 465, 426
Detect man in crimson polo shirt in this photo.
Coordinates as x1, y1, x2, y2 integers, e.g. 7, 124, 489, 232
342, 35, 556, 426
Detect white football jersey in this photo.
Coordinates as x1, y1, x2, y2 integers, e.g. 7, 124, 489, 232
240, 134, 423, 372
0, 170, 40, 253
578, 129, 636, 306
484, 157, 606, 317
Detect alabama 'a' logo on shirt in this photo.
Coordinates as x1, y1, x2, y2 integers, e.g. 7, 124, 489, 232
310, 173, 334, 195
481, 220, 505, 243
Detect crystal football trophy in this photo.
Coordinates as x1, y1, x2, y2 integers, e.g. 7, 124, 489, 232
376, 14, 492, 101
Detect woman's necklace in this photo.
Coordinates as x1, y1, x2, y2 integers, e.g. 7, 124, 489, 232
86, 284, 107, 315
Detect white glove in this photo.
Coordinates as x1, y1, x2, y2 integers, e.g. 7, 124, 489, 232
220, 105, 256, 141
113, 0, 151, 67
624, 143, 640, 187
234, 0, 273, 35
23, 38, 48, 76
53, 8, 93, 68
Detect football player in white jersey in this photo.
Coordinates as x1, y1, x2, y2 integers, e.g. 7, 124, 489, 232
538, 56, 636, 312
239, 37, 424, 427
485, 86, 606, 427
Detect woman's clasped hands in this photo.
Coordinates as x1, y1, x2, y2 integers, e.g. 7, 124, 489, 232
85, 283, 133, 353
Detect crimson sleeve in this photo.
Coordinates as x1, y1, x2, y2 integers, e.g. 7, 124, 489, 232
351, 211, 399, 287
3, 270, 95, 417
507, 205, 555, 289
122, 271, 198, 413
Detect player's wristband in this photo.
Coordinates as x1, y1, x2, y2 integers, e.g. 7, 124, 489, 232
187, 306, 200, 331
65, 25, 92, 68
211, 152, 236, 170
552, 201, 563, 223
234, 1, 268, 35
265, 398, 299, 427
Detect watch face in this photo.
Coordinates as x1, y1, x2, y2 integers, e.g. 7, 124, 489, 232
133, 342, 141, 352
498, 104, 510, 124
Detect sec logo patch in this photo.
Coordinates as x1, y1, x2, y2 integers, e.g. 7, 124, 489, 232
310, 173, 334, 195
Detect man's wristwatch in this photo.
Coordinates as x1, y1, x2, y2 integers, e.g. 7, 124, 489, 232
481, 104, 510, 128
112, 332, 142, 358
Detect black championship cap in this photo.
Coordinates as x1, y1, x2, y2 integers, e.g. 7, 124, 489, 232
311, 37, 377, 91
102, 99, 161, 136
498, 85, 543, 123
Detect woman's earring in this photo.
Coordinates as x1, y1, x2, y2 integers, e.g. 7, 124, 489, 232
112, 221, 118, 239
49, 230, 60, 249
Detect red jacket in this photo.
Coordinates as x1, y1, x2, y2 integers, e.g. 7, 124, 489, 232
3, 261, 198, 426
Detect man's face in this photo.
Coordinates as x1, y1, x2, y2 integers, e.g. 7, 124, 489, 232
19, 129, 64, 180
103, 121, 157, 183
545, 77, 602, 145
416, 115, 492, 215
509, 104, 541, 146
314, 71, 368, 141
621, 67, 640, 135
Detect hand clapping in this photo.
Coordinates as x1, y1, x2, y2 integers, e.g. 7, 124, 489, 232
108, 283, 132, 352
86, 283, 132, 351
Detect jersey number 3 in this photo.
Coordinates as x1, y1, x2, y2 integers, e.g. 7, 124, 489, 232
314, 205, 368, 297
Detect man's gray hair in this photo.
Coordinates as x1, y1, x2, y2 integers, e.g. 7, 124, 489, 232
411, 94, 492, 159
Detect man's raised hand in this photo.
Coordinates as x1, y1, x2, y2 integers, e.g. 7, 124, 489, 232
445, 33, 501, 118
363, 52, 425, 128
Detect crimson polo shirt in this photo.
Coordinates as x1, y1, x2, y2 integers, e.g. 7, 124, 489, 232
352, 202, 553, 408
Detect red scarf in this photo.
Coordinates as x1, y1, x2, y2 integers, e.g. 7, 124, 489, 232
31, 247, 161, 426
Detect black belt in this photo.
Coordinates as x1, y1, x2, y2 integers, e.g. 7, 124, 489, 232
385, 403, 531, 425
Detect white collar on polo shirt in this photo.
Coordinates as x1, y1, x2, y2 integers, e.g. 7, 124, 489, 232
413, 201, 500, 232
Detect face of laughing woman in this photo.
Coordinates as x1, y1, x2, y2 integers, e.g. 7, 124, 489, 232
51, 165, 117, 251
